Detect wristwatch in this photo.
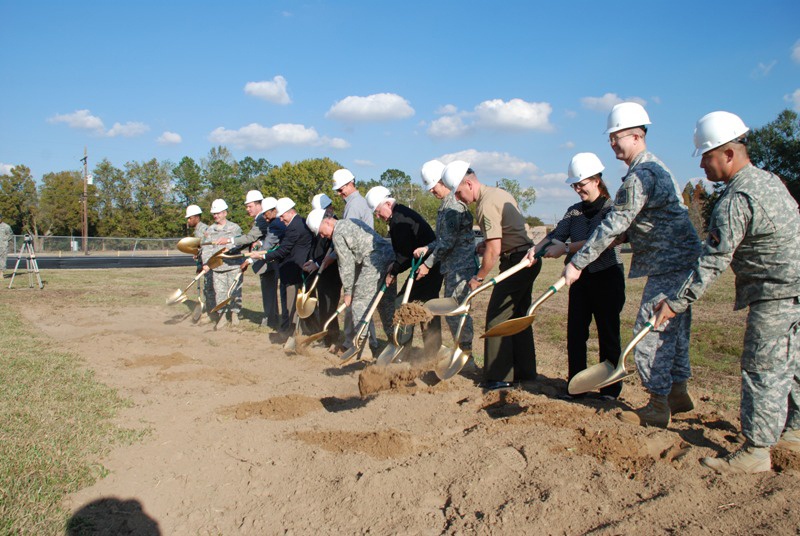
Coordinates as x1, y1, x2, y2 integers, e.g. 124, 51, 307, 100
473, 276, 484, 283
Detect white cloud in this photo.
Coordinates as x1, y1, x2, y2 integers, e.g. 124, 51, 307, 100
560, 141, 575, 149
792, 40, 800, 63
786, 88, 800, 111
48, 109, 105, 132
437, 149, 539, 181
354, 159, 375, 166
751, 60, 777, 79
326, 93, 415, 122
473, 98, 553, 131
564, 109, 577, 119
48, 109, 149, 138
208, 123, 349, 150
428, 115, 469, 138
0, 163, 14, 175
581, 93, 647, 112
244, 75, 291, 105
435, 104, 458, 115
157, 131, 182, 145
107, 121, 149, 138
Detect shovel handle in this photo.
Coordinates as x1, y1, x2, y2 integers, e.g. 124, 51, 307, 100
464, 257, 531, 304
352, 282, 387, 343
525, 276, 566, 316
621, 315, 657, 362
324, 303, 348, 331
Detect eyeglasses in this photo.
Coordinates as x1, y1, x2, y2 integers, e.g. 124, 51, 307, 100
570, 179, 593, 191
608, 132, 636, 145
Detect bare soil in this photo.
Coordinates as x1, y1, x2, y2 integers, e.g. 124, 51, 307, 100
13, 273, 800, 535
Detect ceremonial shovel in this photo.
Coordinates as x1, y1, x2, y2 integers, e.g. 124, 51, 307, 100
296, 303, 347, 351
481, 277, 566, 338
165, 256, 223, 305
424, 257, 532, 316
296, 249, 332, 319
376, 257, 423, 366
176, 237, 213, 255
433, 313, 470, 380
209, 269, 244, 314
339, 281, 389, 365
567, 315, 656, 395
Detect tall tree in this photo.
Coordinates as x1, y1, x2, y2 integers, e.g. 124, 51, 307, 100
172, 156, 206, 209
747, 108, 800, 205
202, 146, 244, 224
0, 165, 39, 234
38, 171, 96, 236
380, 169, 414, 207
238, 156, 273, 193
496, 178, 537, 213
93, 159, 137, 236
127, 158, 182, 237
262, 157, 342, 217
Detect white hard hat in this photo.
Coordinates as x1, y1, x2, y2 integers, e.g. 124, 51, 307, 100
306, 208, 327, 235
312, 193, 333, 210
566, 153, 605, 185
210, 199, 228, 213
365, 186, 392, 211
185, 204, 202, 218
332, 168, 355, 190
245, 190, 264, 204
605, 102, 651, 134
275, 197, 295, 217
442, 160, 471, 190
262, 197, 278, 212
692, 111, 749, 157
420, 160, 446, 191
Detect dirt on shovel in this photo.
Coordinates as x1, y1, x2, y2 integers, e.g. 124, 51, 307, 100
393, 302, 432, 326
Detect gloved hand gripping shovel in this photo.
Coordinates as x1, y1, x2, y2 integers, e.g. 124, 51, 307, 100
567, 314, 656, 395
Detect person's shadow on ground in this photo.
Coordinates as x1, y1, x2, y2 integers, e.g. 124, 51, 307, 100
67, 497, 160, 536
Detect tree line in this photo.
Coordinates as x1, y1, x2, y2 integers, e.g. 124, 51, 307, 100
0, 146, 540, 239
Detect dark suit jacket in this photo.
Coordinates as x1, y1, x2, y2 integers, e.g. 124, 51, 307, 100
388, 204, 437, 276
264, 215, 312, 285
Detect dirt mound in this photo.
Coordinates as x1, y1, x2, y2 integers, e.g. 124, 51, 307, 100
292, 429, 419, 459
222, 395, 323, 421
357, 362, 438, 397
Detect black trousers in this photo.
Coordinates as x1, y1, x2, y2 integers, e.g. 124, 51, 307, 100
313, 270, 343, 346
567, 264, 626, 397
260, 269, 279, 328
484, 252, 541, 382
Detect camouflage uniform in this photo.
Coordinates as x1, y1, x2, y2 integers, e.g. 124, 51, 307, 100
571, 150, 702, 396
202, 220, 243, 315
192, 221, 215, 308
0, 221, 12, 274
340, 190, 374, 344
332, 219, 397, 349
424, 191, 477, 348
666, 164, 800, 447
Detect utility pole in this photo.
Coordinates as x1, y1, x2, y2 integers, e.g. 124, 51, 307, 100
81, 147, 89, 255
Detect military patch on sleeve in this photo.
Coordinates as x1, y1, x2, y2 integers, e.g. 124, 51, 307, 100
483, 218, 493, 233
707, 228, 720, 248
614, 188, 628, 207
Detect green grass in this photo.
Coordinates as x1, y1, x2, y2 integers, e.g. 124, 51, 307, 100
0, 300, 140, 534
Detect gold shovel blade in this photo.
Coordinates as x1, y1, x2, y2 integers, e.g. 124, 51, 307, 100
166, 289, 187, 305
481, 314, 535, 338
209, 297, 232, 314
434, 346, 469, 381
177, 237, 201, 254
568, 361, 617, 395
424, 297, 461, 316
376, 343, 403, 367
297, 297, 318, 319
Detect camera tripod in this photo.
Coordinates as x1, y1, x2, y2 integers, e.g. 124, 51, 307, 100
8, 237, 43, 289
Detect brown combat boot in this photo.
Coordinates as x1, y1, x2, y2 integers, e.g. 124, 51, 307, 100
668, 381, 695, 415
701, 442, 771, 474
617, 392, 671, 428
775, 429, 800, 453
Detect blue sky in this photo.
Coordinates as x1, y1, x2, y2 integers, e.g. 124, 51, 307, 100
1, 0, 798, 222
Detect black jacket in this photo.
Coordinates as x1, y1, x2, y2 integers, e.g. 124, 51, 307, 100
264, 215, 312, 285
388, 204, 437, 276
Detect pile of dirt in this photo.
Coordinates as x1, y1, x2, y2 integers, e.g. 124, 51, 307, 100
222, 394, 324, 421
292, 429, 419, 459
393, 302, 432, 326
358, 362, 433, 397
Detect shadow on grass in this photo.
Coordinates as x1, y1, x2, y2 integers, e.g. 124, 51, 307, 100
67, 497, 161, 535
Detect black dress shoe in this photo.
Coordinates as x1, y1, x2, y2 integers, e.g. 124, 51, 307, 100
479, 380, 514, 391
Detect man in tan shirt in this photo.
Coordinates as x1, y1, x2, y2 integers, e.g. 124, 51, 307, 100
444, 161, 541, 390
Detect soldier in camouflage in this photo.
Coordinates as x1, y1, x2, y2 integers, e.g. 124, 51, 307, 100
655, 111, 800, 473
185, 204, 215, 321
202, 199, 243, 330
414, 160, 477, 352
0, 213, 12, 277
561, 103, 702, 427
313, 214, 397, 356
